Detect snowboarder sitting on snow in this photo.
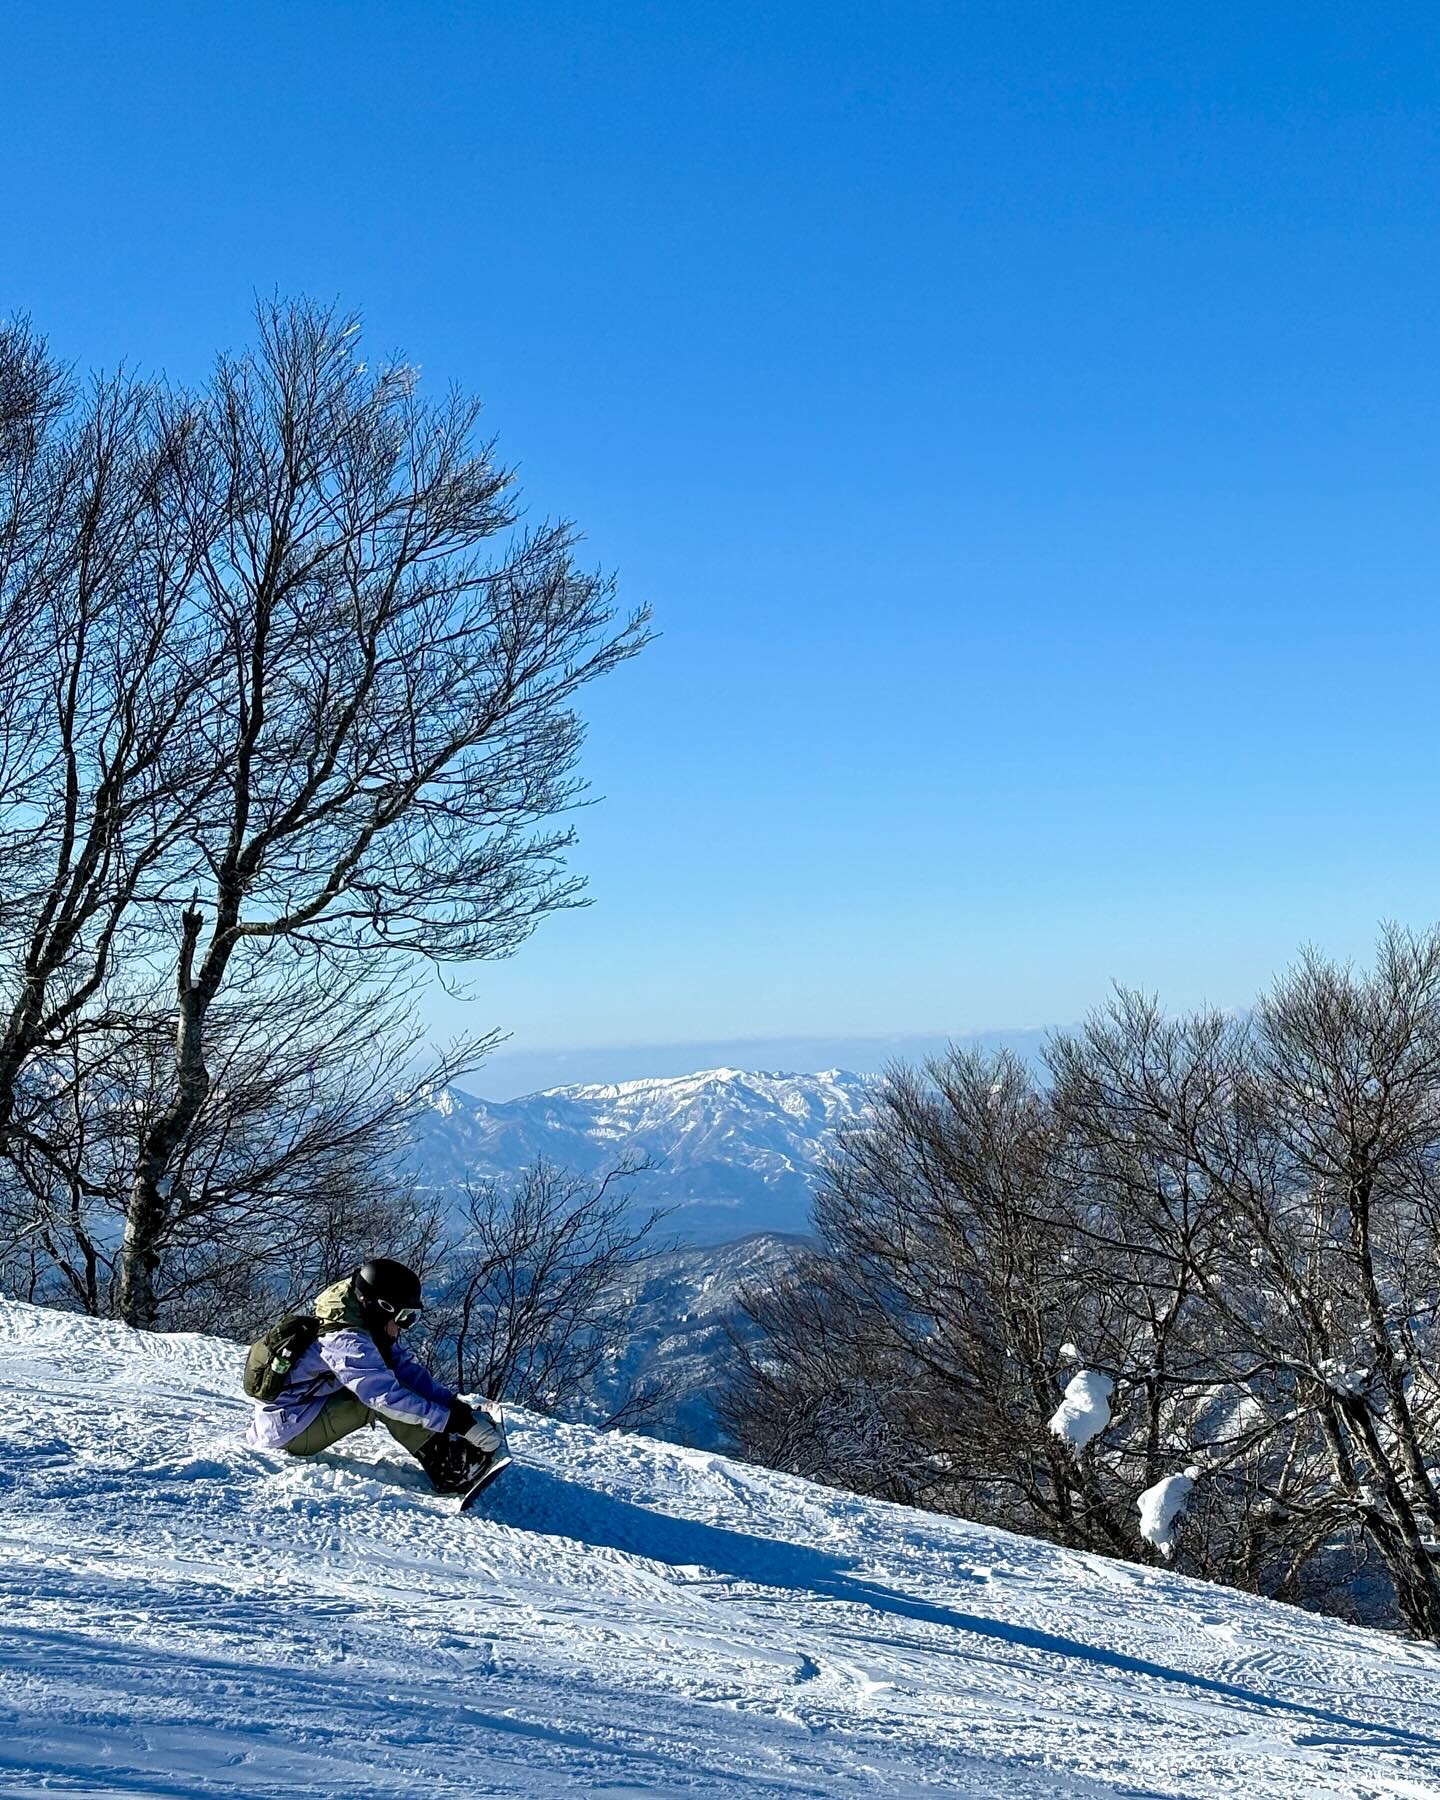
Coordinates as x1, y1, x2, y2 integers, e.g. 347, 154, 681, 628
243, 1258, 502, 1494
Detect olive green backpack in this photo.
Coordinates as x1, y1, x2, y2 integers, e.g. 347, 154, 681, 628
242, 1314, 321, 1401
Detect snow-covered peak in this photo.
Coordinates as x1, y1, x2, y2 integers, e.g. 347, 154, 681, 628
409, 1065, 877, 1239
5, 1297, 1437, 1796
537, 1065, 863, 1106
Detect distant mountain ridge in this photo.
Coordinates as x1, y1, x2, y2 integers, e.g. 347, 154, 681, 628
602, 1230, 811, 1446
410, 1065, 875, 1240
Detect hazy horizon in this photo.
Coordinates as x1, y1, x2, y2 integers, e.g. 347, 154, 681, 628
458, 1024, 1059, 1101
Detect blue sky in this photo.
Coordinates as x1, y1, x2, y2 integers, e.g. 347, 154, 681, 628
6, 3, 1440, 1081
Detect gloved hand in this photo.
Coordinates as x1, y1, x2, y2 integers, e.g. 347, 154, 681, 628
448, 1397, 501, 1452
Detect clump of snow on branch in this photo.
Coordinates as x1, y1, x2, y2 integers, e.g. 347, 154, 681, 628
1317, 1357, 1367, 1396
1137, 1467, 1200, 1558
1048, 1369, 1113, 1451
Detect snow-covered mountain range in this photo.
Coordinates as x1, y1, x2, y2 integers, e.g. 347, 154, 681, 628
410, 1066, 873, 1240
404, 1068, 867, 1449
6, 1297, 1438, 1797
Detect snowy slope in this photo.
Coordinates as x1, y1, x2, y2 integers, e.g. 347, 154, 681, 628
410, 1068, 872, 1240
5, 1301, 1440, 1798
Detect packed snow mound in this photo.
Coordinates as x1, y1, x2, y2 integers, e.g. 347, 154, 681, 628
4, 1301, 1440, 1797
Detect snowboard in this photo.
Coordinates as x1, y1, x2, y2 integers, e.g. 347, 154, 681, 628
457, 1426, 513, 1512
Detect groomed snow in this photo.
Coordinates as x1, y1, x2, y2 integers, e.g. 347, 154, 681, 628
4, 1300, 1440, 1797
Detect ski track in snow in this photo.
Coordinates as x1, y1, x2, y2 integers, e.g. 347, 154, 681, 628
3, 1302, 1440, 1797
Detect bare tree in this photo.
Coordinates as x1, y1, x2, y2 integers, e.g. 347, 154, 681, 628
0, 299, 649, 1331
0, 356, 220, 1174
1048, 995, 1349, 1600
116, 298, 649, 1322
1054, 931, 1440, 1637
730, 930, 1440, 1637
0, 335, 223, 1306
429, 1159, 668, 1427
721, 1250, 944, 1506
0, 316, 68, 839
840, 1052, 1147, 1551
0, 956, 461, 1334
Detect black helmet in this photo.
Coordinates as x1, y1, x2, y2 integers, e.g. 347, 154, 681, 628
353, 1257, 424, 1323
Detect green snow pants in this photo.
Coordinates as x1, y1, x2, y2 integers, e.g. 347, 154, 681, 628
283, 1391, 435, 1459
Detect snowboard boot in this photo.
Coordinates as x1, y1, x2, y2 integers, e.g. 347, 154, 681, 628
416, 1430, 489, 1495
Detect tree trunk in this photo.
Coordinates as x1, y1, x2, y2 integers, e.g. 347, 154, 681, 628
117, 907, 213, 1326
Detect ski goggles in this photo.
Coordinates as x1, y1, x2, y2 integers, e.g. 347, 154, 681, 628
374, 1299, 423, 1328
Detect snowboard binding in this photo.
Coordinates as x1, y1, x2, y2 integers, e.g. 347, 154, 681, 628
416, 1411, 513, 1507
457, 1429, 513, 1511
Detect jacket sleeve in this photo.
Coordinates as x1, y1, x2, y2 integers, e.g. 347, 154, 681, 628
317, 1329, 451, 1435
390, 1339, 456, 1411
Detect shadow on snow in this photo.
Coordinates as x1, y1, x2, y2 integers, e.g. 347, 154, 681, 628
472, 1460, 1440, 1759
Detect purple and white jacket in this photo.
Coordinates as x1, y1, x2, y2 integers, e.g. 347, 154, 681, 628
245, 1324, 455, 1451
